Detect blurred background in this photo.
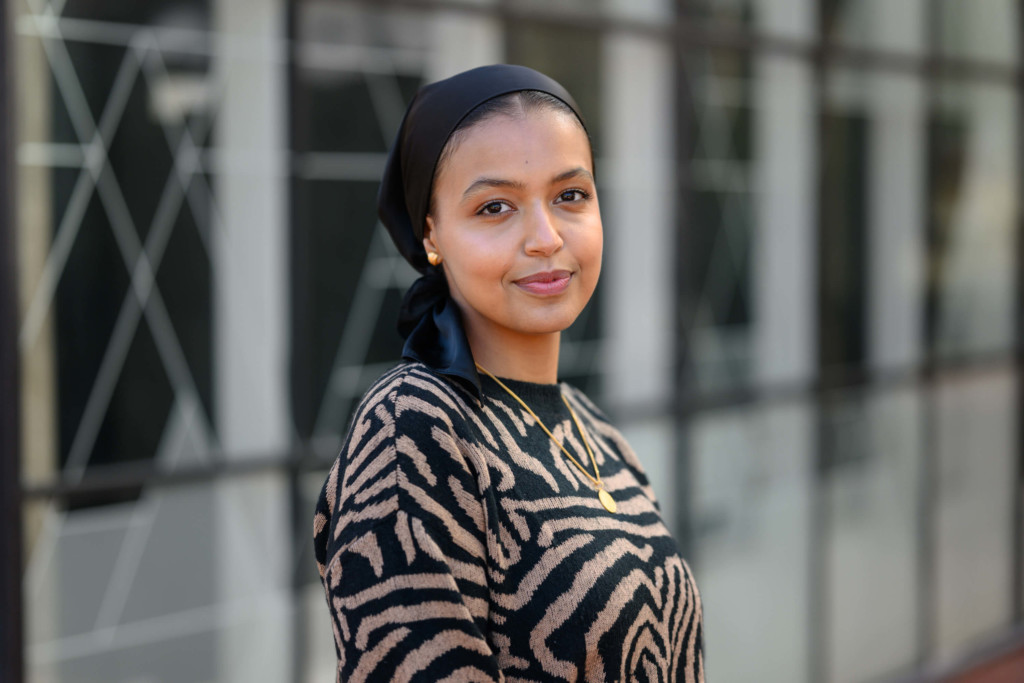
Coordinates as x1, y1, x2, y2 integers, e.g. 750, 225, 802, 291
1, 0, 1022, 681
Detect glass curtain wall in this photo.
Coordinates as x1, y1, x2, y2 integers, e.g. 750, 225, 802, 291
7, 0, 1022, 681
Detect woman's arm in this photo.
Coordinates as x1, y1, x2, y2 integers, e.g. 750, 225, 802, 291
314, 368, 502, 682
321, 511, 502, 682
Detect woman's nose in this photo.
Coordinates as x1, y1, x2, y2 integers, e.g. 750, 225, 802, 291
523, 205, 564, 256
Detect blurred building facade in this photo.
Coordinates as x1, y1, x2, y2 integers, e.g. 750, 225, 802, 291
1, 0, 1022, 681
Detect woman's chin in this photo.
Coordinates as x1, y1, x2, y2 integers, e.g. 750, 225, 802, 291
457, 294, 590, 338
509, 308, 585, 336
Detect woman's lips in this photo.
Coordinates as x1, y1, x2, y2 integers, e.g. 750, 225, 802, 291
513, 270, 572, 296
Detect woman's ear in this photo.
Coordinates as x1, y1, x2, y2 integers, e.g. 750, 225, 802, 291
422, 215, 439, 256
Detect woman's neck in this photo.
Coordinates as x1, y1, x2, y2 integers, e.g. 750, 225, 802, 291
465, 326, 561, 384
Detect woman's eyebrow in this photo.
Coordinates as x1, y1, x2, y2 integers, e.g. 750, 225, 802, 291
551, 167, 594, 184
462, 177, 526, 200
460, 167, 595, 200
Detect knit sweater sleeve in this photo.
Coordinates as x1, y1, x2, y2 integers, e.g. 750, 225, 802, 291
313, 368, 502, 682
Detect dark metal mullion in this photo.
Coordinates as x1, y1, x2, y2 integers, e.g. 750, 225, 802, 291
672, 0, 697, 564
917, 1, 942, 671
19, 448, 335, 495
0, 0, 24, 678
811, 6, 831, 680
285, 1, 308, 682
916, 335, 939, 672
648, 349, 1013, 420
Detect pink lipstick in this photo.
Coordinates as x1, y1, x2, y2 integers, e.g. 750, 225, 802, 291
514, 270, 572, 296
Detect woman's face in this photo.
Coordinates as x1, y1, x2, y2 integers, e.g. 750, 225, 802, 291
423, 109, 602, 348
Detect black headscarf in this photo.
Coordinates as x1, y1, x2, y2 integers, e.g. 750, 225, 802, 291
378, 64, 586, 397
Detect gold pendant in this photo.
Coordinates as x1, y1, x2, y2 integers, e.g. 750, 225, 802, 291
598, 487, 617, 514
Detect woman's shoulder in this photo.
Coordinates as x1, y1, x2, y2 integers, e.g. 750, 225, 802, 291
314, 362, 484, 573
352, 361, 480, 427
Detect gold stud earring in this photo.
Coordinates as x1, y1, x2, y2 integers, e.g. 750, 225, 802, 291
427, 252, 442, 267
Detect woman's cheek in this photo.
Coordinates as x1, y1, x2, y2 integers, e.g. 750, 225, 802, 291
459, 252, 510, 299
578, 223, 604, 274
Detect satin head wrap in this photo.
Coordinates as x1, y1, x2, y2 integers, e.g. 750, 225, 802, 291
378, 64, 586, 397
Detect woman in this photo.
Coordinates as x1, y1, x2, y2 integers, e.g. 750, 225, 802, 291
313, 64, 704, 682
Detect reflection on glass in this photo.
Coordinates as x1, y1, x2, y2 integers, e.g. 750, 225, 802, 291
820, 66, 928, 377
819, 84, 869, 374
293, 2, 427, 442
685, 49, 755, 394
692, 401, 812, 683
601, 0, 672, 22
822, 0, 925, 54
927, 81, 1018, 359
823, 387, 921, 682
937, 0, 1020, 65
690, 0, 815, 40
685, 0, 753, 28
14, 0, 217, 503
26, 482, 220, 681
934, 369, 1016, 662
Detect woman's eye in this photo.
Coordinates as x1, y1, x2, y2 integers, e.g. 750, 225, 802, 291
557, 189, 588, 203
479, 201, 509, 215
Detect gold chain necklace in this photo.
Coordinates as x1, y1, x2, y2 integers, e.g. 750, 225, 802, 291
476, 363, 617, 514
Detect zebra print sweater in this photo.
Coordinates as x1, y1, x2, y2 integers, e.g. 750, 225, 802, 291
313, 362, 704, 682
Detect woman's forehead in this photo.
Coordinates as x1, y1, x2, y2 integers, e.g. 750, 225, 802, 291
441, 111, 593, 182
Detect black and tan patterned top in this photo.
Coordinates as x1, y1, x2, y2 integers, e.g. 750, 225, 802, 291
313, 362, 704, 682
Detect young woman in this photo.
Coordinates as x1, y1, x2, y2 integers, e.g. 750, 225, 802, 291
313, 64, 704, 682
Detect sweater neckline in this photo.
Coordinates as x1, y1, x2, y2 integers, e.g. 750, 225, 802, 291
479, 373, 567, 415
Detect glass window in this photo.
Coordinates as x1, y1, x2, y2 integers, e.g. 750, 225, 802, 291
686, 0, 755, 31
601, 0, 672, 23
933, 369, 1017, 660
926, 80, 1018, 359
689, 0, 816, 41
16, 0, 215, 506
937, 0, 1020, 66
685, 49, 818, 393
822, 386, 922, 682
822, 0, 926, 55
292, 1, 428, 441
820, 69, 870, 374
691, 400, 814, 682
683, 49, 755, 394
820, 66, 929, 377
